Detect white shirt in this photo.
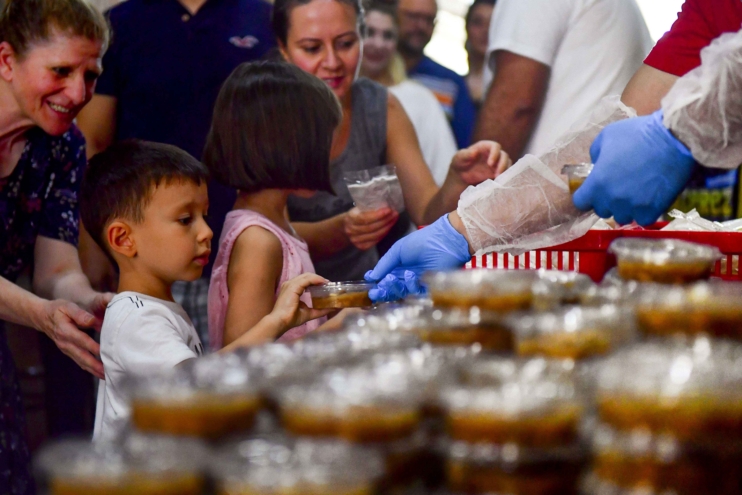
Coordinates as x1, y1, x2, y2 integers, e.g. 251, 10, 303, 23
389, 80, 458, 186
484, 0, 653, 156
93, 292, 204, 442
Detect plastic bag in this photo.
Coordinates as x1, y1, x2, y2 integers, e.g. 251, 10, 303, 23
344, 165, 405, 212
457, 96, 636, 256
662, 209, 721, 232
662, 29, 742, 170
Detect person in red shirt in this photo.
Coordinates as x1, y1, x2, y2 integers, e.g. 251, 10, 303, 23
622, 0, 742, 220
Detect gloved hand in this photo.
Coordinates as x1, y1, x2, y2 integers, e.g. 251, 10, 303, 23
366, 271, 423, 303
573, 110, 697, 226
364, 215, 471, 302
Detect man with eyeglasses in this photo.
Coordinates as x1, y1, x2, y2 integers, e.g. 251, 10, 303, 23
397, 0, 476, 149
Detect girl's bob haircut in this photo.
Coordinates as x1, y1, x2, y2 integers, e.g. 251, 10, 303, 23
203, 60, 342, 194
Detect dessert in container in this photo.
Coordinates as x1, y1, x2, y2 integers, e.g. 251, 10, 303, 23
534, 270, 596, 306
595, 340, 742, 444
424, 270, 538, 312
587, 421, 742, 495
506, 305, 635, 360
440, 358, 584, 448
128, 354, 262, 440
635, 281, 742, 341
445, 439, 585, 495
35, 433, 208, 495
277, 365, 423, 443
307, 281, 375, 309
211, 434, 384, 495
608, 238, 721, 284
561, 163, 593, 194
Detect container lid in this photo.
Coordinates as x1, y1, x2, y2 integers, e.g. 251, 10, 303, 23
212, 434, 384, 492
127, 352, 260, 402
278, 362, 425, 412
305, 281, 375, 297
445, 438, 586, 466
506, 305, 635, 357
608, 238, 722, 265
35, 433, 208, 481
561, 163, 593, 177
636, 280, 742, 311
596, 339, 742, 400
442, 358, 582, 416
423, 270, 538, 297
534, 270, 596, 300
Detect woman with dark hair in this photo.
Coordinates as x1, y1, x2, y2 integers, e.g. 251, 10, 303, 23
273, 0, 511, 281
465, 0, 496, 110
0, 1, 110, 491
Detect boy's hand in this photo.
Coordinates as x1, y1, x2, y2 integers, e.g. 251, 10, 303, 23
271, 273, 335, 334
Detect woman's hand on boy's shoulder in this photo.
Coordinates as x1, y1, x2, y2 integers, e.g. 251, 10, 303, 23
271, 273, 334, 334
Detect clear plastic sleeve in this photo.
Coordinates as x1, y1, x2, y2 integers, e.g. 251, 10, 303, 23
345, 165, 405, 212
662, 29, 742, 170
458, 96, 636, 255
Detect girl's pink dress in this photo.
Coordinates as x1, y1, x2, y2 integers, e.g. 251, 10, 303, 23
208, 210, 325, 349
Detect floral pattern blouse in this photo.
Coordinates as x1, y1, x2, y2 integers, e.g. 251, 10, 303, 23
0, 125, 86, 282
0, 124, 86, 495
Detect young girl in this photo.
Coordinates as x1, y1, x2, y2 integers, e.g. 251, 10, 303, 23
204, 61, 343, 349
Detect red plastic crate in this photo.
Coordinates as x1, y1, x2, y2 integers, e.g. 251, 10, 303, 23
467, 224, 742, 283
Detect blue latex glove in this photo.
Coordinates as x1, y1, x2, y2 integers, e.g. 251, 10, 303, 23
364, 215, 471, 302
573, 110, 697, 226
366, 271, 423, 303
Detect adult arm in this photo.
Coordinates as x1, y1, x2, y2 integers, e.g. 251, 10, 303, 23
76, 94, 117, 159
387, 94, 507, 225
621, 64, 679, 116
0, 273, 105, 379
473, 51, 550, 159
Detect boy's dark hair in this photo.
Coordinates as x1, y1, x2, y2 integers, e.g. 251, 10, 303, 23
80, 140, 209, 254
0, 0, 110, 58
203, 61, 341, 194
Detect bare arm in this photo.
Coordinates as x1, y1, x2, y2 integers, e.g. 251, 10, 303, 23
473, 50, 550, 159
222, 226, 284, 347
293, 214, 350, 261
76, 94, 117, 159
621, 64, 679, 116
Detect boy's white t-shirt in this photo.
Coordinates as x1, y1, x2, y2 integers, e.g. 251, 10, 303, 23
93, 292, 204, 442
483, 0, 653, 156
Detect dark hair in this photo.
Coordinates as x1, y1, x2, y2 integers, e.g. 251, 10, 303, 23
203, 61, 341, 195
365, 1, 398, 26
465, 0, 496, 28
273, 0, 364, 45
81, 140, 209, 253
0, 0, 109, 58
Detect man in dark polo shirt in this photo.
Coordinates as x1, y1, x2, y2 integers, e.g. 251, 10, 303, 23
77, 0, 276, 348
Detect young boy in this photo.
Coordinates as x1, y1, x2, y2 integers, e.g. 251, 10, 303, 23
81, 140, 331, 441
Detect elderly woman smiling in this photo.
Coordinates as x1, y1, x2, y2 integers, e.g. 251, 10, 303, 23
0, 0, 109, 491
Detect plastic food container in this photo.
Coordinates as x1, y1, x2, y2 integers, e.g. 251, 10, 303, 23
424, 270, 538, 312
211, 435, 384, 495
128, 354, 262, 440
445, 439, 585, 495
409, 308, 513, 351
635, 281, 742, 341
35, 434, 208, 495
608, 238, 721, 284
307, 281, 374, 309
277, 366, 423, 444
561, 163, 593, 194
595, 340, 742, 446
440, 359, 584, 448
588, 421, 742, 495
534, 270, 596, 306
506, 305, 635, 360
